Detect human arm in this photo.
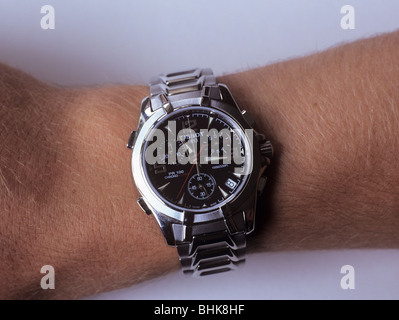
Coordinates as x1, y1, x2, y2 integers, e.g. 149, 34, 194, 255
1, 31, 399, 299
223, 30, 399, 251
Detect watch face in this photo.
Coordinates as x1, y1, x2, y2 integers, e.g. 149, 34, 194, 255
142, 106, 251, 211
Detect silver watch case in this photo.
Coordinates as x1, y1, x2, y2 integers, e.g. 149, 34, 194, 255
130, 84, 267, 246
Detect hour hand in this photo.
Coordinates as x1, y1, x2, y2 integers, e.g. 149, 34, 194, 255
183, 141, 195, 155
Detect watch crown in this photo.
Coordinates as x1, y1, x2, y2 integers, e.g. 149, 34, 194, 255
260, 140, 273, 161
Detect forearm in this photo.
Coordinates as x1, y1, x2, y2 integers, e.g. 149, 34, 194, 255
220, 30, 399, 251
1, 31, 399, 299
0, 72, 179, 299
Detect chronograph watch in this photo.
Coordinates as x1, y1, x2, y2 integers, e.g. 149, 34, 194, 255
127, 68, 273, 276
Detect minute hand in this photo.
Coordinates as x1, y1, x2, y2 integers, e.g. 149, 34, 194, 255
176, 144, 205, 200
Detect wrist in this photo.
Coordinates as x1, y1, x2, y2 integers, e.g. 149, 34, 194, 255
0, 78, 179, 299
56, 85, 180, 297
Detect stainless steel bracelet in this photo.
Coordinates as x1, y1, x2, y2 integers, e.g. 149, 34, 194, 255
149, 68, 216, 100
148, 68, 247, 276
176, 220, 246, 276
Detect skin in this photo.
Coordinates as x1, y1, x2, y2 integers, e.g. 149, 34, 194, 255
1, 31, 399, 299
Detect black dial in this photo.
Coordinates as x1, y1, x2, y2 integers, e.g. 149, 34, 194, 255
143, 107, 250, 211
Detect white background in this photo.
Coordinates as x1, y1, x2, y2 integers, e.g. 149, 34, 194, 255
1, 0, 399, 299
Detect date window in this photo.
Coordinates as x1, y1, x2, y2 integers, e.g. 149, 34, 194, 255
225, 178, 237, 190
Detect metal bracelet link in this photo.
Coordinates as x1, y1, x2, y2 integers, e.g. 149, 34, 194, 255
149, 68, 216, 98
177, 227, 246, 277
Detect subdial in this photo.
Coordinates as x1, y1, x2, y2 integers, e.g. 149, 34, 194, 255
188, 173, 216, 200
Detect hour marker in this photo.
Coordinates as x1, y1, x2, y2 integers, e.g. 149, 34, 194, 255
207, 116, 214, 129
158, 182, 170, 192
218, 186, 229, 199
153, 163, 167, 174
232, 172, 242, 178
177, 193, 185, 205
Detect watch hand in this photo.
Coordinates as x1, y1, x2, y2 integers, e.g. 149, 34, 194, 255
183, 142, 194, 155
199, 184, 209, 196
176, 144, 205, 200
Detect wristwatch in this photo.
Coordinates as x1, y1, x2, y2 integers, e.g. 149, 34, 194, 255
127, 68, 273, 276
